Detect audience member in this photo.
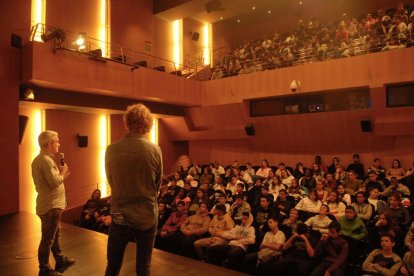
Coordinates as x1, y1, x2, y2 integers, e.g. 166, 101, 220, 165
208, 212, 255, 271
387, 159, 406, 180
270, 223, 317, 276
346, 154, 365, 180
230, 194, 252, 225
305, 204, 333, 238
368, 188, 387, 214
381, 176, 410, 198
401, 240, 414, 276
351, 191, 373, 222
243, 217, 286, 274
367, 158, 387, 181
194, 204, 235, 261
275, 189, 294, 219
296, 189, 322, 217
342, 170, 363, 195
310, 222, 349, 276
363, 171, 386, 193
325, 190, 346, 221
362, 233, 402, 275
80, 189, 102, 229
156, 201, 188, 250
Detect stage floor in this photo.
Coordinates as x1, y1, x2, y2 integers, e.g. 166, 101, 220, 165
0, 212, 246, 276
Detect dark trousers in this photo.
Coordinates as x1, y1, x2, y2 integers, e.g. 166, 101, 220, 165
38, 208, 65, 271
105, 222, 156, 276
310, 260, 345, 276
208, 245, 245, 270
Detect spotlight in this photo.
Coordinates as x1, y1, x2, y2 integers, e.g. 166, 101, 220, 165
20, 88, 35, 101
75, 32, 86, 50
41, 28, 65, 43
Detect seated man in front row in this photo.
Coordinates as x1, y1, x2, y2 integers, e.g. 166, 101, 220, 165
194, 204, 235, 261
310, 222, 349, 276
208, 212, 255, 271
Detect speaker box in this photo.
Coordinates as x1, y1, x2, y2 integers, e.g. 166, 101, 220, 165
19, 115, 29, 144
360, 120, 372, 132
205, 0, 221, 13
192, 32, 200, 41
245, 124, 255, 136
77, 135, 88, 148
11, 34, 22, 49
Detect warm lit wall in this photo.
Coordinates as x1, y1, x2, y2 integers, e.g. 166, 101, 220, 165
46, 0, 104, 42
19, 107, 43, 214
182, 18, 205, 63
44, 110, 107, 208
0, 0, 31, 215
158, 119, 190, 175
111, 0, 154, 55
202, 47, 414, 105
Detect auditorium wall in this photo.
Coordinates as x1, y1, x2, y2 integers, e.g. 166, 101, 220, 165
0, 0, 30, 215
44, 110, 108, 209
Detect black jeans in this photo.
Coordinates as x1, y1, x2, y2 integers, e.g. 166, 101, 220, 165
105, 222, 156, 276
38, 208, 65, 271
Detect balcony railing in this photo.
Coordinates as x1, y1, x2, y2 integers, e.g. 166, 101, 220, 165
30, 23, 200, 77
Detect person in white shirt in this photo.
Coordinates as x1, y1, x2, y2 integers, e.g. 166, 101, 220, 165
211, 162, 225, 179
295, 189, 322, 215
256, 159, 272, 178
243, 217, 286, 273
305, 204, 332, 235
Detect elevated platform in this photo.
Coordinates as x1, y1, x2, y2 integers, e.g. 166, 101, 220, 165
0, 212, 246, 276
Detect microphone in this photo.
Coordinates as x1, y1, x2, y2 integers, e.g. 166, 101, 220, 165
59, 153, 65, 166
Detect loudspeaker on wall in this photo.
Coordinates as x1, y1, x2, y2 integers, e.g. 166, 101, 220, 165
245, 124, 255, 136
360, 120, 372, 132
77, 134, 88, 147
192, 32, 200, 41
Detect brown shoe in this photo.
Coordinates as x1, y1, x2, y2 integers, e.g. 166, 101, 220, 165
39, 269, 63, 276
55, 256, 75, 273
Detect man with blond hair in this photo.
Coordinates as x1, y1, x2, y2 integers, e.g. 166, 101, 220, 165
32, 130, 74, 276
105, 103, 163, 276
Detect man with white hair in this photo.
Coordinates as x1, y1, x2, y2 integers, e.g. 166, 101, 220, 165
32, 130, 74, 276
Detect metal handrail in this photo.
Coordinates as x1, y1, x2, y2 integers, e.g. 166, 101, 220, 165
30, 23, 199, 76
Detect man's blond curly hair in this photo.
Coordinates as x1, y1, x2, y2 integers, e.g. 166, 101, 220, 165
123, 103, 153, 134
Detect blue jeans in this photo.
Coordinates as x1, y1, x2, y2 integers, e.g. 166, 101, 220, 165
105, 222, 156, 276
38, 208, 65, 271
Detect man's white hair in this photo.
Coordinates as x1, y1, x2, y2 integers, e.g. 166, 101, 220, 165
38, 130, 58, 148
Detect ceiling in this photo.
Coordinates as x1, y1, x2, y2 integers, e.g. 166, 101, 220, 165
154, 0, 324, 24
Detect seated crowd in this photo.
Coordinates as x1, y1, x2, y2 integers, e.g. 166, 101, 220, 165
79, 188, 112, 234
211, 2, 414, 79
155, 155, 414, 275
